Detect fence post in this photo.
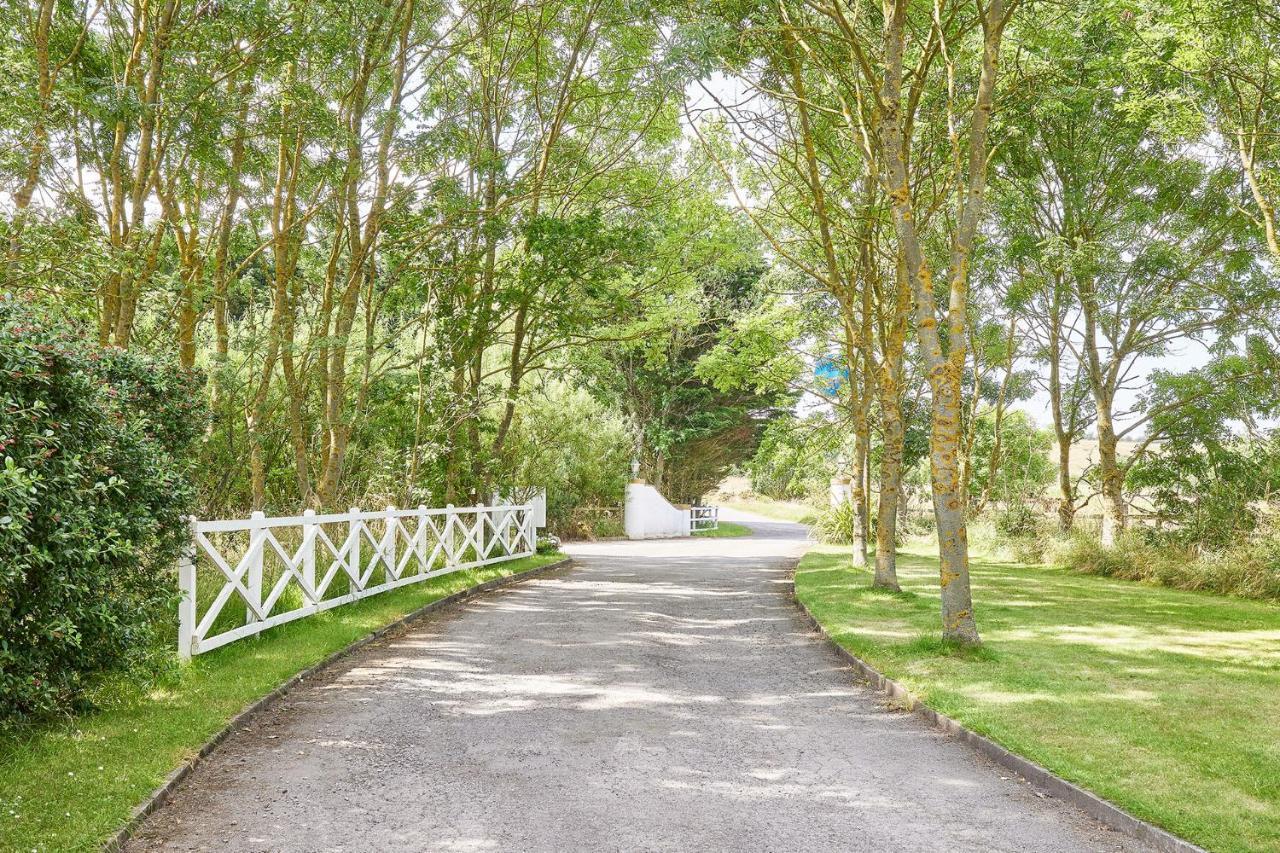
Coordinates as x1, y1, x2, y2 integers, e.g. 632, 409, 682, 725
444, 503, 455, 568
178, 516, 197, 660
476, 503, 486, 561
301, 508, 316, 604
349, 507, 362, 591
416, 505, 428, 572
246, 510, 265, 624
383, 505, 398, 579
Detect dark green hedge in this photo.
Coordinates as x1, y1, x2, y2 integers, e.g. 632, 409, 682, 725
0, 297, 204, 724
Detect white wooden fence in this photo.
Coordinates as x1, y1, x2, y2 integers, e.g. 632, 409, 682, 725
178, 503, 537, 658
691, 505, 719, 532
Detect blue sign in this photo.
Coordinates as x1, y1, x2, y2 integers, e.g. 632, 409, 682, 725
815, 355, 849, 395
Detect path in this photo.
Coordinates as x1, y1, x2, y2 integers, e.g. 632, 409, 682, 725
127, 512, 1149, 852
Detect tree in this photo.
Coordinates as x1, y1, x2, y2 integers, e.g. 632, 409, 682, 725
810, 0, 1021, 643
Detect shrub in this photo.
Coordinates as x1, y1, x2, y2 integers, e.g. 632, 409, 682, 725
994, 504, 1041, 539
498, 383, 631, 534
1050, 526, 1280, 601
0, 297, 204, 724
813, 500, 856, 545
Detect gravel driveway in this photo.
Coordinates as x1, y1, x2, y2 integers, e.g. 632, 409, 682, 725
126, 510, 1149, 852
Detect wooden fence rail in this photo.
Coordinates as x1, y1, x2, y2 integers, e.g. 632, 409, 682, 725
178, 503, 537, 658
691, 505, 719, 532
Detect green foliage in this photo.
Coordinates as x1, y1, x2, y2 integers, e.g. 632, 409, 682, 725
579, 251, 791, 503
746, 415, 840, 502
0, 298, 204, 724
812, 500, 856, 545
967, 410, 1054, 505
498, 383, 632, 533
1129, 350, 1280, 547
992, 504, 1042, 541
1051, 529, 1280, 601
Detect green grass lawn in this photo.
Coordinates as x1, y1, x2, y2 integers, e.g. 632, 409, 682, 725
720, 497, 817, 524
694, 521, 753, 537
0, 552, 565, 852
795, 544, 1280, 853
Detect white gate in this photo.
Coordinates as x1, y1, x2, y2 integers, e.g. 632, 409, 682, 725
178, 503, 536, 658
691, 506, 719, 532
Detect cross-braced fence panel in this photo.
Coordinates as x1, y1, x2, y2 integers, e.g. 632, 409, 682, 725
179, 504, 537, 657
691, 506, 719, 532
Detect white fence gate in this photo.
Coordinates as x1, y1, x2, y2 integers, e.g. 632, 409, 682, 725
179, 503, 537, 658
691, 505, 719, 532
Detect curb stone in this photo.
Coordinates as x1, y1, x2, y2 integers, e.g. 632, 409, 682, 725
787, 568, 1207, 853
103, 556, 574, 852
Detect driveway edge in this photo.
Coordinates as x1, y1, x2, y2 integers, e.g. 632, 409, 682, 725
104, 556, 573, 852
787, 572, 1206, 853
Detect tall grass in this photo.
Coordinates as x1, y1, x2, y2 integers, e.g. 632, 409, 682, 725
1048, 530, 1280, 601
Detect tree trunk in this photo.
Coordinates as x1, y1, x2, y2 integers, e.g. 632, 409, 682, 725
7, 0, 57, 269
210, 81, 252, 412
848, 321, 870, 569
1078, 270, 1125, 545
1237, 127, 1280, 263
1056, 437, 1075, 532
873, 260, 911, 591
977, 315, 1017, 512
875, 383, 905, 591
1096, 413, 1126, 546
873, 0, 1011, 645
1047, 309, 1075, 532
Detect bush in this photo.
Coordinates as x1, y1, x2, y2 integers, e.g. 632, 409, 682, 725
994, 504, 1040, 539
1050, 527, 1280, 601
0, 298, 204, 724
813, 500, 856, 545
498, 383, 631, 535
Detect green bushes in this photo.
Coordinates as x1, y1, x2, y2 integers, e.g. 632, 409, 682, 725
499, 383, 632, 538
812, 500, 856, 544
1046, 529, 1280, 601
0, 298, 204, 724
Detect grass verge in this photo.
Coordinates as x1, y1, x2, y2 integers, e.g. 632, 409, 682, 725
719, 497, 817, 524
0, 552, 565, 852
795, 543, 1280, 853
694, 521, 753, 538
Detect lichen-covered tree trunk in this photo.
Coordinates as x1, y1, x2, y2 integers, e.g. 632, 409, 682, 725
875, 377, 905, 590
845, 318, 870, 568
873, 0, 1013, 645
929, 368, 978, 641
872, 261, 911, 591
1096, 414, 1126, 546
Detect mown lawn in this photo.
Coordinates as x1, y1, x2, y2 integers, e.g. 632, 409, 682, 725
795, 544, 1280, 853
694, 521, 753, 537
0, 552, 565, 852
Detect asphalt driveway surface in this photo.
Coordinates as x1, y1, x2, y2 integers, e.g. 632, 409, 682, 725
127, 511, 1149, 852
